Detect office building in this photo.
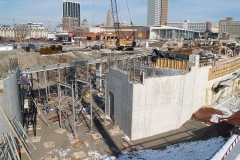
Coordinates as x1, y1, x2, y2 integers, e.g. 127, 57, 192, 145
62, 17, 79, 30
219, 17, 240, 40
106, 10, 114, 27
62, 0, 81, 27
147, 0, 168, 25
167, 20, 212, 33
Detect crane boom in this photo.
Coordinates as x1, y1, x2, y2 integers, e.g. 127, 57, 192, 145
110, 0, 136, 49
110, 0, 120, 39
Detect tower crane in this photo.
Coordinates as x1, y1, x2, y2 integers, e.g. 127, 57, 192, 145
110, 0, 136, 50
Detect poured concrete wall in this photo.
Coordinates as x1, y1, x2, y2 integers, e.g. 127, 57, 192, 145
0, 70, 21, 137
131, 65, 200, 140
106, 68, 133, 137
106, 55, 240, 140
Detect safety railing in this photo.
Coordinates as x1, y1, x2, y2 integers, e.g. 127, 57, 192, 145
221, 135, 240, 160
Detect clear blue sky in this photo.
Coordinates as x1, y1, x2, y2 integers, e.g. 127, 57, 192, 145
0, 0, 239, 31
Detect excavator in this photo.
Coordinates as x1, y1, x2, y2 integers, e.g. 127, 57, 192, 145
110, 0, 136, 51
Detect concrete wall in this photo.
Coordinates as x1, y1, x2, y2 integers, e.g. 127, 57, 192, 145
131, 60, 200, 140
0, 70, 21, 137
106, 55, 240, 140
106, 68, 133, 137
132, 75, 186, 139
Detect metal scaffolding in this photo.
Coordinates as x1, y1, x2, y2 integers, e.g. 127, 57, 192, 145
19, 54, 149, 137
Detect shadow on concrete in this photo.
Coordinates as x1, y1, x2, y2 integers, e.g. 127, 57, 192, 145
131, 121, 234, 151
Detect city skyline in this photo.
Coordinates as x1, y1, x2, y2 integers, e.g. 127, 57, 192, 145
0, 0, 240, 30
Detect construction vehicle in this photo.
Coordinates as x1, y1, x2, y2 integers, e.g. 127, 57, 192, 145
110, 0, 136, 51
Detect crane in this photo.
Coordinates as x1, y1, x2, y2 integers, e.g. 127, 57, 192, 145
110, 0, 136, 50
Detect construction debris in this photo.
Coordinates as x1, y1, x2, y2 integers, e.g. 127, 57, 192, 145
73, 140, 85, 148
72, 151, 87, 159
43, 141, 55, 149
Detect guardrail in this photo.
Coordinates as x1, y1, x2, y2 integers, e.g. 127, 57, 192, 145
211, 134, 240, 160
221, 135, 240, 160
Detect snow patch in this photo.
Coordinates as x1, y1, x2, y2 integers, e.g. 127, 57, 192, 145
122, 135, 130, 142
101, 155, 117, 160
85, 141, 90, 147
117, 137, 225, 160
84, 150, 102, 160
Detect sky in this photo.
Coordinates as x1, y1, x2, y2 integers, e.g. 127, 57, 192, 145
0, 0, 240, 31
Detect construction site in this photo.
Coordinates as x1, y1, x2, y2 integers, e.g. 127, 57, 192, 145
1, 36, 240, 159
1, 0, 240, 158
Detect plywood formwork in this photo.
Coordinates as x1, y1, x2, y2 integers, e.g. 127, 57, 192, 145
150, 58, 188, 71
208, 59, 240, 80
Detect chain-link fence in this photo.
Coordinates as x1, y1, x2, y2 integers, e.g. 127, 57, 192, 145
0, 58, 19, 79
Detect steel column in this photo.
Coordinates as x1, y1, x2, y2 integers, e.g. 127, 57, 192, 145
43, 67, 48, 102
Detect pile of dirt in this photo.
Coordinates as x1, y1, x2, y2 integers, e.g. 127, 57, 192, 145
0, 49, 97, 70
192, 107, 223, 124
73, 140, 85, 148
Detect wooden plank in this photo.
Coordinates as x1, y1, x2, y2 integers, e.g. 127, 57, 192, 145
161, 58, 164, 68
157, 58, 160, 68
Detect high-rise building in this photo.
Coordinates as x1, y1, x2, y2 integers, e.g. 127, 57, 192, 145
62, 0, 81, 27
106, 10, 114, 26
147, 0, 168, 25
62, 17, 79, 30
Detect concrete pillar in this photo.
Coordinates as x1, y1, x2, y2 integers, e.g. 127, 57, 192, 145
165, 29, 167, 39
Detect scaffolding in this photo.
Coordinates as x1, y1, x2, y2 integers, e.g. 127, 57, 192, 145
18, 54, 155, 138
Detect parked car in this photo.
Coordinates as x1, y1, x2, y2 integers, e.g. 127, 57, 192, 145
62, 40, 72, 45
8, 40, 16, 43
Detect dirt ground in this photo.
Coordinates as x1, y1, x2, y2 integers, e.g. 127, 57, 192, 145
21, 99, 232, 159
0, 48, 97, 70
192, 107, 223, 124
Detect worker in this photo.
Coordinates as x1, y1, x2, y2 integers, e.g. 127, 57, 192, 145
20, 72, 31, 98
43, 102, 51, 116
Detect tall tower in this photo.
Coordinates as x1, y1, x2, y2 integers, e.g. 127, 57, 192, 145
147, 0, 168, 25
106, 10, 114, 26
62, 0, 81, 27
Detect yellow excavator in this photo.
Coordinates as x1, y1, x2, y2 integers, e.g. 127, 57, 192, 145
110, 0, 136, 51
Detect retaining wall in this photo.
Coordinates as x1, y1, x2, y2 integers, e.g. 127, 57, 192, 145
106, 68, 133, 137
106, 55, 240, 140
0, 70, 21, 140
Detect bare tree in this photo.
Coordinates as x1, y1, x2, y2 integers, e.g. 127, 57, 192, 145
14, 24, 30, 41
73, 27, 89, 37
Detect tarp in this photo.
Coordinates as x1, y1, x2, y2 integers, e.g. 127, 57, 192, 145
151, 49, 189, 60
212, 75, 239, 93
